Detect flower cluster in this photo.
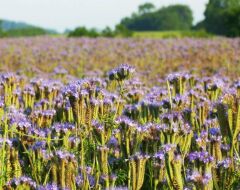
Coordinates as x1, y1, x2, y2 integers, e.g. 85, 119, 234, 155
0, 37, 239, 190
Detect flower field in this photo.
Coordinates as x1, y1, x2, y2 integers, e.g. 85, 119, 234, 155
0, 37, 239, 190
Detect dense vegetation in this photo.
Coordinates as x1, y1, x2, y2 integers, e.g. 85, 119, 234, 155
2, 0, 240, 38
68, 0, 240, 38
0, 19, 35, 31
120, 4, 193, 31
0, 27, 47, 37
133, 30, 213, 39
68, 24, 133, 38
0, 37, 239, 80
0, 37, 239, 189
195, 0, 240, 37
119, 0, 240, 37
0, 19, 56, 38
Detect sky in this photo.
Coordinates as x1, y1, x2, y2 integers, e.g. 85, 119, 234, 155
0, 0, 209, 32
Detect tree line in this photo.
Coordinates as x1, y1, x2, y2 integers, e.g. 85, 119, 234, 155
69, 0, 240, 38
197, 0, 240, 37
1, 0, 239, 38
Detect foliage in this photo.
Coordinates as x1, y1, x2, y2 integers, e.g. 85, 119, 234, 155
0, 61, 239, 189
101, 26, 115, 37
0, 22, 51, 38
133, 30, 213, 39
0, 19, 35, 31
2, 27, 47, 37
138, 3, 155, 15
201, 0, 240, 37
0, 19, 57, 37
68, 24, 132, 38
121, 4, 193, 31
0, 37, 239, 80
0, 29, 6, 37
0, 20, 6, 37
68, 26, 99, 38
0, 37, 238, 189
114, 24, 133, 37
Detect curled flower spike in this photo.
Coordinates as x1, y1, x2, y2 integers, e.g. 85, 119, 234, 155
217, 158, 231, 169
30, 141, 47, 150
38, 183, 61, 190
52, 123, 75, 134
115, 116, 137, 128
187, 171, 212, 186
108, 64, 135, 81
188, 151, 214, 164
5, 176, 37, 189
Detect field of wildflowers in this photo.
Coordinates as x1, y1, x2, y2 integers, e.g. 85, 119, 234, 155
0, 37, 239, 190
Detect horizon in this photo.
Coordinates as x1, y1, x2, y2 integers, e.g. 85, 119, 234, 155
0, 0, 208, 33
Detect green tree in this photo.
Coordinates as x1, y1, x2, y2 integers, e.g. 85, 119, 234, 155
203, 0, 240, 36
68, 25, 132, 38
138, 3, 155, 15
68, 27, 99, 38
114, 24, 133, 37
0, 20, 4, 37
121, 4, 193, 31
101, 27, 115, 37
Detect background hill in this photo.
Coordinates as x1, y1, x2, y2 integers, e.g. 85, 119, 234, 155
0, 19, 35, 30
0, 19, 57, 37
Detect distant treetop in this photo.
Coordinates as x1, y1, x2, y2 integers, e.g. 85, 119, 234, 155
138, 3, 155, 15
201, 0, 240, 37
121, 4, 193, 31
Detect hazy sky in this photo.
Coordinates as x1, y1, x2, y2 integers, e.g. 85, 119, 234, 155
0, 0, 208, 32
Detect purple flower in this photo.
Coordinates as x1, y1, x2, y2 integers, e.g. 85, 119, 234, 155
108, 137, 119, 147
40, 150, 53, 160
92, 120, 104, 132
52, 123, 75, 134
90, 98, 99, 106
221, 143, 230, 151
55, 150, 75, 161
187, 171, 212, 185
0, 138, 13, 147
23, 85, 35, 96
209, 127, 222, 142
209, 128, 220, 136
195, 130, 209, 147
31, 141, 46, 150
188, 151, 214, 164
115, 116, 137, 128
53, 66, 68, 75
162, 144, 177, 153
88, 175, 95, 187
181, 122, 192, 134
15, 121, 32, 132
13, 88, 22, 96
129, 152, 150, 161
69, 137, 80, 147
38, 183, 60, 190
217, 158, 231, 169
107, 64, 135, 81
103, 97, 113, 106
202, 173, 212, 185
76, 174, 83, 186
7, 176, 36, 188
154, 151, 165, 160
32, 109, 56, 118
29, 128, 50, 138
188, 152, 199, 162
160, 112, 182, 123
0, 99, 4, 108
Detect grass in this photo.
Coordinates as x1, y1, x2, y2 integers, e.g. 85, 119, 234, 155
133, 30, 213, 39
